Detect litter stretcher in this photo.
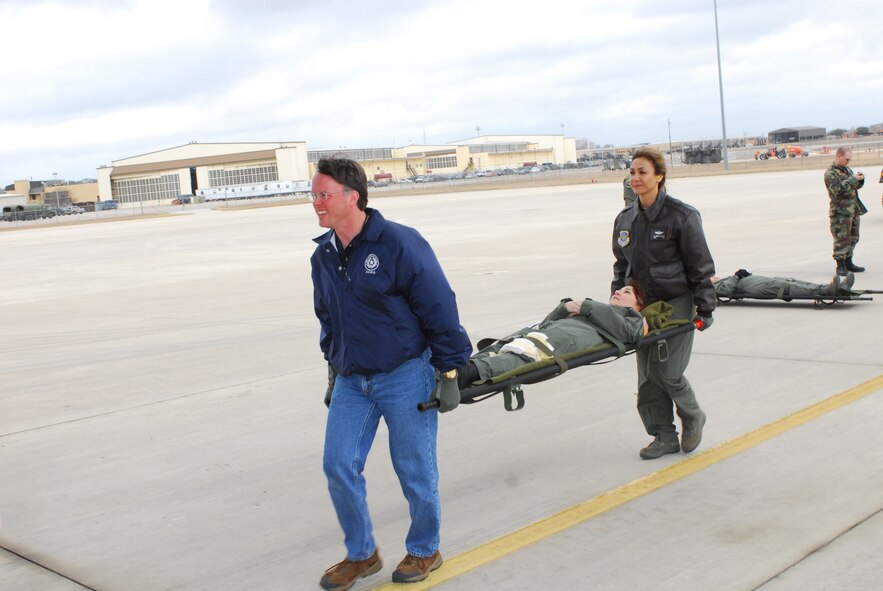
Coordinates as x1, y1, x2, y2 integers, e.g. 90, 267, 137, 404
419, 319, 703, 412
716, 289, 880, 307
712, 271, 880, 307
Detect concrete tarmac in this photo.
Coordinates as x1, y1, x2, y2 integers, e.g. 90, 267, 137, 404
1, 166, 881, 590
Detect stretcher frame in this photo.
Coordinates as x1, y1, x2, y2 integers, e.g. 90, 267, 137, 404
716, 291, 878, 307
418, 320, 701, 412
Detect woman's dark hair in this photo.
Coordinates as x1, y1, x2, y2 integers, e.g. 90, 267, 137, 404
315, 157, 368, 210
626, 280, 648, 309
631, 147, 667, 192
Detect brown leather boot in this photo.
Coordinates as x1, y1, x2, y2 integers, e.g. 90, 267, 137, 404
319, 549, 382, 591
391, 551, 443, 583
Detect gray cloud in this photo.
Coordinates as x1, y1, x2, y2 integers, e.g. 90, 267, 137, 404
1, 0, 881, 183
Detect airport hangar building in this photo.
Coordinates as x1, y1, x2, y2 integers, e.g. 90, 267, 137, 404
767, 126, 826, 143
96, 135, 577, 204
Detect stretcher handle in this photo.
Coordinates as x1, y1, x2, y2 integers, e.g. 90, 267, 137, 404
417, 399, 440, 412
417, 319, 701, 412
640, 318, 702, 346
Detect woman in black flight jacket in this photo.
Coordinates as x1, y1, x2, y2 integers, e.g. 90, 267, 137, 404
611, 147, 716, 459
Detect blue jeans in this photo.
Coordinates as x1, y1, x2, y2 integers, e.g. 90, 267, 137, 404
324, 349, 440, 560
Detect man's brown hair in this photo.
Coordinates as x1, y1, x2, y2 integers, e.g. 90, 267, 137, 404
315, 157, 369, 209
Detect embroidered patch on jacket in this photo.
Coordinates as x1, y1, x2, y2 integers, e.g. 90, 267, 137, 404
364, 254, 379, 274
617, 230, 630, 247
650, 229, 667, 241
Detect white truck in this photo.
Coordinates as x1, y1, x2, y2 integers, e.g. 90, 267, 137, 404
0, 193, 28, 209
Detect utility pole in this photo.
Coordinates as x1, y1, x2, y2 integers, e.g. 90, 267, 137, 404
714, 0, 729, 169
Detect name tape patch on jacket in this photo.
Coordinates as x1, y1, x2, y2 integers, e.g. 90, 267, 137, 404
364, 254, 380, 274
617, 230, 630, 247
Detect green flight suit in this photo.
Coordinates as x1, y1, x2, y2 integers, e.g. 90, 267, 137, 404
470, 299, 645, 382
714, 274, 835, 300
635, 291, 700, 441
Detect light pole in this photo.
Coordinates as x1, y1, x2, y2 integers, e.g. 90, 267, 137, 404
668, 118, 674, 168
714, 0, 729, 169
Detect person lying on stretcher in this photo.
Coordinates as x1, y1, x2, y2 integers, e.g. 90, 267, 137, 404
457, 283, 674, 389
712, 269, 856, 300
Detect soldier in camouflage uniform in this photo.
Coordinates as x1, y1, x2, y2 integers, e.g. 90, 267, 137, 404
824, 147, 867, 276
622, 176, 637, 206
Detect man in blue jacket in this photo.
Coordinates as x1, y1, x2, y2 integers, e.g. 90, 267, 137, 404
310, 157, 472, 590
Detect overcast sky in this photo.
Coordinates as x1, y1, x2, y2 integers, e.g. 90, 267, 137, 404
2, 0, 881, 184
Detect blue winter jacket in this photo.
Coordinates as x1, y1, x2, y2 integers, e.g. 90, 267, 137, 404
311, 208, 472, 376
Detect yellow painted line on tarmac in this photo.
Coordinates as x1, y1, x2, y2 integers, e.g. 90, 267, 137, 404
373, 373, 883, 590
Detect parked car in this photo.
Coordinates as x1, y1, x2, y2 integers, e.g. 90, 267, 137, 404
57, 205, 85, 215
171, 195, 192, 205
96, 200, 119, 210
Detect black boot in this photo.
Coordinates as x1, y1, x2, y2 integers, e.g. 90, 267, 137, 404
681, 411, 707, 454
457, 361, 479, 389
640, 435, 680, 459
845, 257, 865, 273
835, 259, 849, 277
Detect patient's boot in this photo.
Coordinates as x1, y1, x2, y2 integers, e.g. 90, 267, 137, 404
823, 275, 841, 296
457, 361, 479, 389
840, 272, 855, 293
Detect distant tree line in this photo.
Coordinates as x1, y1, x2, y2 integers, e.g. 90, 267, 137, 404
829, 126, 872, 137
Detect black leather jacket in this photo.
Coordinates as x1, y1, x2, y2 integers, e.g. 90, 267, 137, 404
611, 190, 716, 315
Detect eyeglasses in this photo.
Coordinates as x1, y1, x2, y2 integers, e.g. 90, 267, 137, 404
308, 190, 350, 203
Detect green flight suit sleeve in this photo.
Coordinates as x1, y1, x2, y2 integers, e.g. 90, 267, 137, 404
576, 299, 643, 346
